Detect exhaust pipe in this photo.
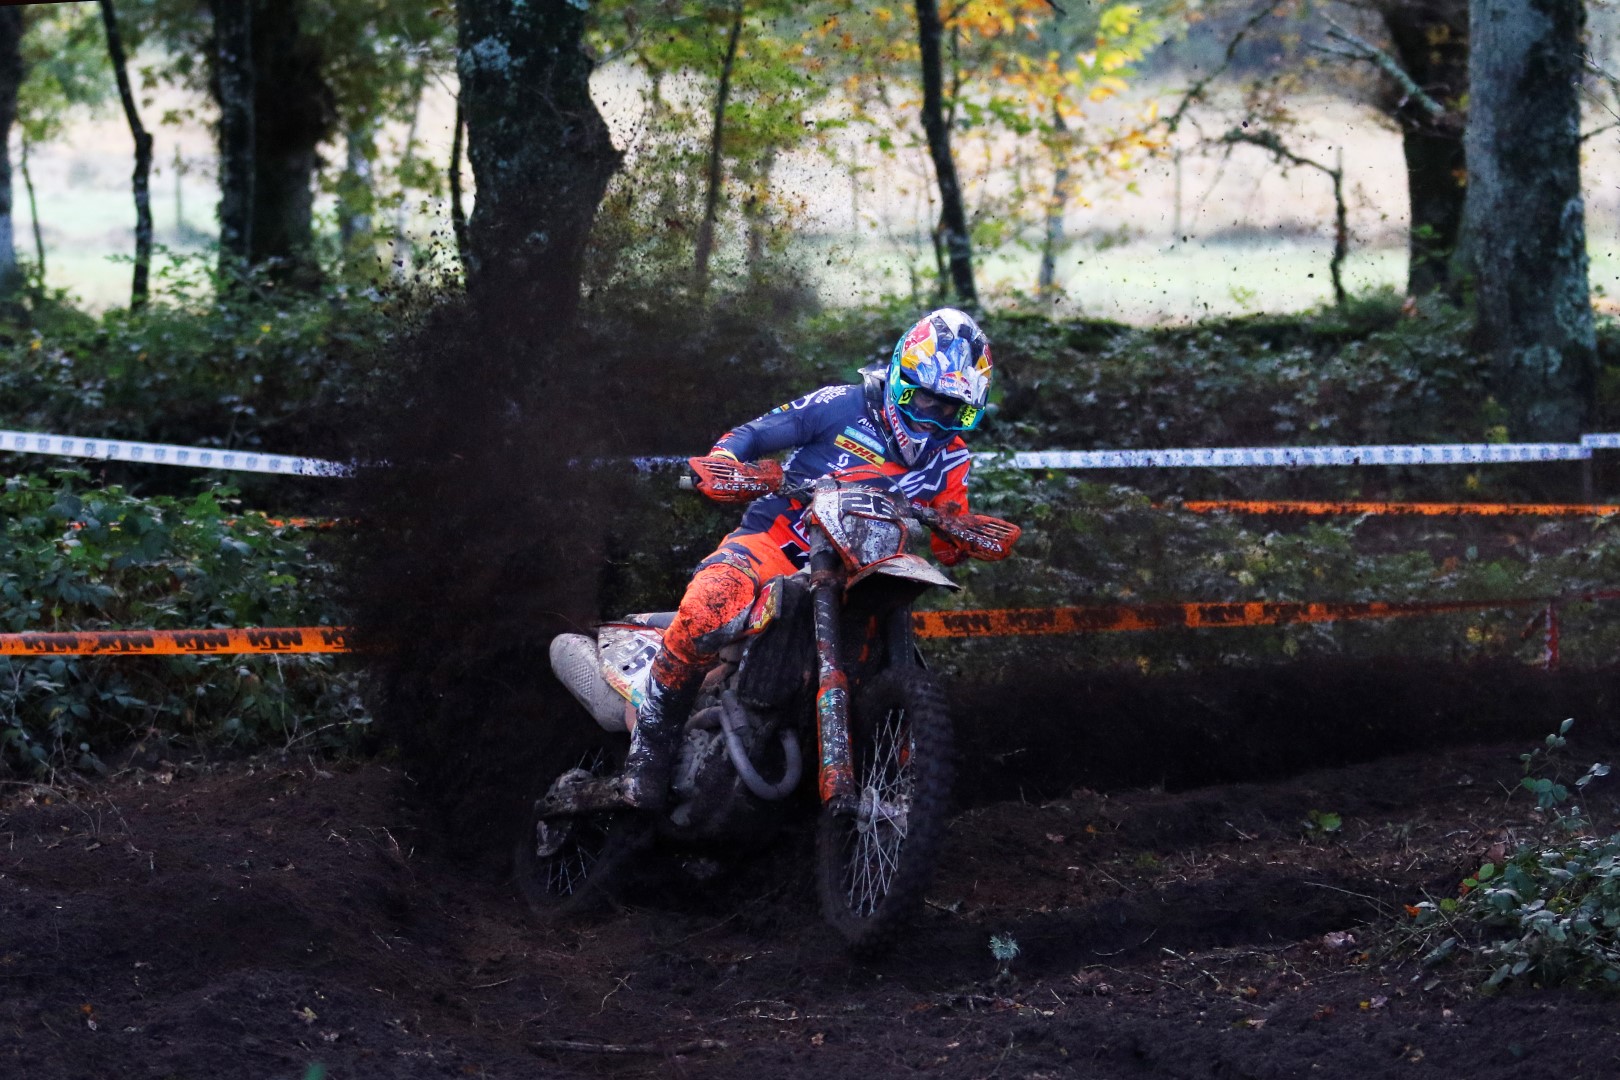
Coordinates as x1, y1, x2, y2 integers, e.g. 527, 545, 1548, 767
549, 634, 631, 732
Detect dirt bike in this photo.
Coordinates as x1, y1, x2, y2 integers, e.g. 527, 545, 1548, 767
516, 456, 1018, 953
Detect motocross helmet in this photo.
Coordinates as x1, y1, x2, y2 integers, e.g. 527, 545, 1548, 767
882, 308, 993, 466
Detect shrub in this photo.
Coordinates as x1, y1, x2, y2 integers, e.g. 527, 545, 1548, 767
1407, 720, 1620, 991
0, 470, 361, 775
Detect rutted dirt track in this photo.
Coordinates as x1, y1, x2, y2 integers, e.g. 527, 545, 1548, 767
7, 693, 1620, 1078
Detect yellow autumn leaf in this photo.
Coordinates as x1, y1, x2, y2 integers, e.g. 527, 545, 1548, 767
1099, 3, 1141, 38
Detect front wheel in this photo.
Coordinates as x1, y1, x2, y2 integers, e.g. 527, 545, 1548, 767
816, 668, 954, 955
514, 737, 648, 922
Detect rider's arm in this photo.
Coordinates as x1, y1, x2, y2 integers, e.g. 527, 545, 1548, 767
710, 386, 857, 461
922, 449, 974, 565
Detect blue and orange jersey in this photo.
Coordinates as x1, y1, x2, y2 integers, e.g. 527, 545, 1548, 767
710, 381, 973, 567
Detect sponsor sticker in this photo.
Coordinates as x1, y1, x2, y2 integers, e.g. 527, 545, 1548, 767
835, 434, 886, 466
840, 426, 886, 453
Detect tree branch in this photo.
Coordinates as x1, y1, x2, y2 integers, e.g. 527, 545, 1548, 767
1221, 127, 1348, 306
531, 1038, 728, 1056
1163, 0, 1292, 134
1317, 15, 1445, 119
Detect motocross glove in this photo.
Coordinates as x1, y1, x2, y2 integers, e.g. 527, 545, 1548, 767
688, 454, 784, 503
932, 507, 1021, 562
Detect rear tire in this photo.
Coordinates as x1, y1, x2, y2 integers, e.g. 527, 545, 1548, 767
513, 735, 647, 922
816, 668, 954, 955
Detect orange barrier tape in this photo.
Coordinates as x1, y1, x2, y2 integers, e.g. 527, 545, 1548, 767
910, 598, 1546, 639
237, 517, 338, 529
67, 516, 338, 532
0, 627, 353, 656
12, 593, 1619, 655
1180, 499, 1620, 518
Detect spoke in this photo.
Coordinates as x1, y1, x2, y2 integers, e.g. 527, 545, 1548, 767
538, 748, 615, 899
841, 702, 916, 917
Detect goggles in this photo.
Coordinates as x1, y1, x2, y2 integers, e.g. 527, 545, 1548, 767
894, 382, 984, 432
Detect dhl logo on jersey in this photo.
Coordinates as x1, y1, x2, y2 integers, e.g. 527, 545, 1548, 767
835, 433, 886, 466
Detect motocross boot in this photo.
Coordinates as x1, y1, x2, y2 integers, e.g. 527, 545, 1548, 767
619, 653, 706, 812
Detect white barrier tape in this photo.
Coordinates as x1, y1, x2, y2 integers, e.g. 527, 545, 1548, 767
0, 428, 349, 477
0, 426, 1599, 477
1006, 442, 1591, 470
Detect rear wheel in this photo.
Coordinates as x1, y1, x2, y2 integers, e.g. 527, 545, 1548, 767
514, 737, 647, 921
816, 668, 954, 955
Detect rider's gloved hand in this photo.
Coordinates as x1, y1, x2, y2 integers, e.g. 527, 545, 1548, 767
688, 453, 784, 503
932, 505, 1021, 562
931, 537, 968, 567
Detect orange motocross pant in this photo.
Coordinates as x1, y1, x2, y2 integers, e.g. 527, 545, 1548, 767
658, 528, 801, 672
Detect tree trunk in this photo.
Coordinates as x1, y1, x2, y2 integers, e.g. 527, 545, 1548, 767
1037, 107, 1069, 298
458, 0, 621, 327
100, 0, 153, 312
211, 0, 253, 272
742, 149, 775, 278
694, 2, 743, 296
337, 119, 375, 272
450, 97, 469, 274
247, 0, 332, 289
390, 63, 427, 282
20, 135, 41, 283
1379, 0, 1469, 298
0, 8, 23, 302
914, 0, 976, 304
1461, 0, 1594, 440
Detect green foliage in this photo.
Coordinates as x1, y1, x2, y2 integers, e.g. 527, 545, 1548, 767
987, 302, 1488, 454
989, 932, 1021, 963
18, 4, 113, 146
1406, 721, 1620, 992
989, 931, 1021, 983
0, 250, 395, 457
1303, 809, 1342, 834
582, 0, 833, 304
0, 470, 360, 776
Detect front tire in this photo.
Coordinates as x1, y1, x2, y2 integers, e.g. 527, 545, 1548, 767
816, 668, 954, 955
514, 736, 647, 922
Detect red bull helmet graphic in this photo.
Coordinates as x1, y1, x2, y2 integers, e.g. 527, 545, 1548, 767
883, 308, 993, 465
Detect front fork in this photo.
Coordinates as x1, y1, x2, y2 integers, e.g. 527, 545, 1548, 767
808, 541, 858, 815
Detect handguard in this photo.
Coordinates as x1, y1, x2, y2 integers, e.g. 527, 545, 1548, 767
688, 455, 784, 503
933, 509, 1021, 562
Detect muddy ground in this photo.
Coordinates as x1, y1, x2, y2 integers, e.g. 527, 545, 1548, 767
7, 668, 1620, 1080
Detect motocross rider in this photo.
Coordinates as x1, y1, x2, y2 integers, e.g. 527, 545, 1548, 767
619, 308, 1016, 811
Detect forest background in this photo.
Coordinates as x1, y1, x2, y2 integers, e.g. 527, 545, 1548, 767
0, 0, 1618, 836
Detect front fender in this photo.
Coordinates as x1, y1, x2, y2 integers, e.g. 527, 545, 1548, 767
846, 553, 959, 592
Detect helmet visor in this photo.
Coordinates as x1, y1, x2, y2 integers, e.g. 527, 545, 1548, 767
895, 383, 984, 432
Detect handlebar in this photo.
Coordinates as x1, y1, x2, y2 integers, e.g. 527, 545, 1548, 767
680, 464, 913, 519
679, 460, 1017, 560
